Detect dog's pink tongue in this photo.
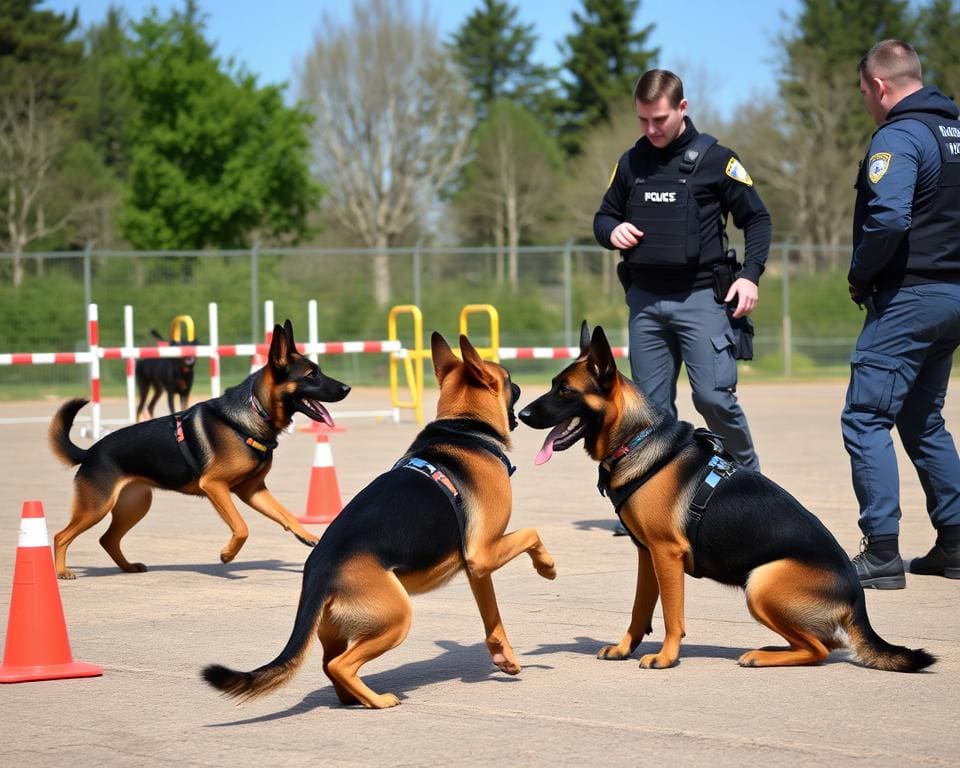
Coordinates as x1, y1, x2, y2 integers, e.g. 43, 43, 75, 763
534, 422, 568, 465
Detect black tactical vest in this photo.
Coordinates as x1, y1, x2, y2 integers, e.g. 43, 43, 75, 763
855, 111, 960, 286
623, 134, 718, 268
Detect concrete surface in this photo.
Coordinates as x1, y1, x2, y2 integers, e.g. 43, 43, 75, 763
0, 382, 957, 767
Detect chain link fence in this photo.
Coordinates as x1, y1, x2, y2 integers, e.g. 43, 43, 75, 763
0, 243, 864, 397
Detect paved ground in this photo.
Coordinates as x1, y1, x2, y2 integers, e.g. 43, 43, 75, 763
0, 383, 958, 767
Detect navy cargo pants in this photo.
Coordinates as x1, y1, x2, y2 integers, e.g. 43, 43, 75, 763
841, 283, 960, 538
626, 285, 759, 470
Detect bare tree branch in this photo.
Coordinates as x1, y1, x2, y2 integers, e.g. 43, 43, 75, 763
297, 0, 473, 306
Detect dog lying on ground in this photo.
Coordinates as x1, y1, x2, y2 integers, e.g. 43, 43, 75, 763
518, 321, 934, 673
203, 333, 557, 708
136, 329, 196, 420
49, 320, 350, 579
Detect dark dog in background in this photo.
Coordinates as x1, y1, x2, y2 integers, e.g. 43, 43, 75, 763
203, 333, 556, 709
136, 328, 196, 420
50, 320, 350, 579
519, 321, 934, 673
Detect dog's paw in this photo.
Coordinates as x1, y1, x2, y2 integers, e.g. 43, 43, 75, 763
296, 534, 319, 548
535, 559, 557, 580
364, 693, 401, 709
121, 562, 148, 573
220, 549, 237, 564
492, 652, 521, 675
596, 644, 632, 660
638, 652, 677, 669
737, 650, 766, 667
57, 569, 77, 580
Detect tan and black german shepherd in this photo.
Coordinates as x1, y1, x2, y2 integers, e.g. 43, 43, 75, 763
203, 333, 556, 708
49, 320, 350, 579
519, 322, 934, 673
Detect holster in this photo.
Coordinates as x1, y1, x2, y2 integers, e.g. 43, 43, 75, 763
712, 250, 754, 361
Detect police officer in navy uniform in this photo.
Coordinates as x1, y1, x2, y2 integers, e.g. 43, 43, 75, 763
595, 69, 771, 490
844, 40, 960, 589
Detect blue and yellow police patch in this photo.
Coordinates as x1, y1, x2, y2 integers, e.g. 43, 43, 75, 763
725, 157, 753, 186
868, 152, 892, 184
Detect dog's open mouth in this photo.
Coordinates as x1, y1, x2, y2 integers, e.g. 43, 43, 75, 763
298, 398, 335, 427
534, 417, 584, 465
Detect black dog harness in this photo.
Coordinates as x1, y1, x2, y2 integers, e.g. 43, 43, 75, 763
394, 456, 469, 560
392, 419, 516, 562
173, 396, 278, 476
597, 426, 737, 576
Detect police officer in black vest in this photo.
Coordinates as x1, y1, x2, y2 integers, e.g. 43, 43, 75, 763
595, 69, 771, 497
844, 40, 960, 589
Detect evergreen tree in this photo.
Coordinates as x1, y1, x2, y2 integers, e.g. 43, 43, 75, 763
557, 0, 658, 153
447, 0, 554, 121
916, 0, 960, 100
121, 1, 320, 250
0, 0, 84, 104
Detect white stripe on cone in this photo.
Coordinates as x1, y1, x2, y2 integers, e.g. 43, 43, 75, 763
18, 517, 50, 548
313, 440, 334, 468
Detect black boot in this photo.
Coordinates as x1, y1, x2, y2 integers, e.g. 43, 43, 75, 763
852, 535, 905, 590
909, 525, 960, 579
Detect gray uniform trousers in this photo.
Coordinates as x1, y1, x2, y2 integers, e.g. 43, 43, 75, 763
626, 284, 759, 470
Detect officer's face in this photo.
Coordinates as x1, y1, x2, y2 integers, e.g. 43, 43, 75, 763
636, 96, 688, 149
859, 74, 886, 125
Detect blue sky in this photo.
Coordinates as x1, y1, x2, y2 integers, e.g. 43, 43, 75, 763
48, 1, 801, 119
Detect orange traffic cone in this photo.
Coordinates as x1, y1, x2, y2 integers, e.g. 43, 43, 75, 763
0, 500, 102, 683
297, 434, 342, 524
297, 414, 347, 434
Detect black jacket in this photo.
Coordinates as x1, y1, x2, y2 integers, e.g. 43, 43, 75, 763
594, 118, 771, 294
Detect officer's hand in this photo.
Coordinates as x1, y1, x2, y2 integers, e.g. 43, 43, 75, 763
724, 278, 758, 319
848, 281, 867, 305
611, 222, 643, 250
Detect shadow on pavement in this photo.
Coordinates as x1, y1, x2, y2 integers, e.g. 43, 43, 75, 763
204, 639, 552, 726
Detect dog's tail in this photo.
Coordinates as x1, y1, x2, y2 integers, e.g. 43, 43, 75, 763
843, 589, 935, 672
49, 398, 90, 466
202, 560, 332, 702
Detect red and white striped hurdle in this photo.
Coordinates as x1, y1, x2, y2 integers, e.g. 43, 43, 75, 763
498, 345, 629, 360
0, 300, 404, 436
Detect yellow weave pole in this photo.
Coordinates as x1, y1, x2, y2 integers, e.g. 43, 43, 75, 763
458, 304, 500, 362
388, 305, 425, 424
169, 315, 196, 342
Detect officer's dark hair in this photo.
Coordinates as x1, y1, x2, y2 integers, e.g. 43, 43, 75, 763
633, 69, 684, 108
859, 40, 922, 86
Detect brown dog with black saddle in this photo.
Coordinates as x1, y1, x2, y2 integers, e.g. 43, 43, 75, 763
49, 320, 350, 579
203, 333, 556, 708
519, 321, 934, 673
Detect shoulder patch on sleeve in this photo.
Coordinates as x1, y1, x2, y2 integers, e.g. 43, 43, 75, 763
607, 162, 619, 190
724, 157, 753, 186
868, 152, 892, 184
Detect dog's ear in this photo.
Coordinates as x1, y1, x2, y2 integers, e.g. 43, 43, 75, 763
283, 319, 296, 352
431, 332, 458, 385
268, 323, 292, 372
587, 325, 618, 392
459, 334, 496, 390
579, 320, 591, 355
